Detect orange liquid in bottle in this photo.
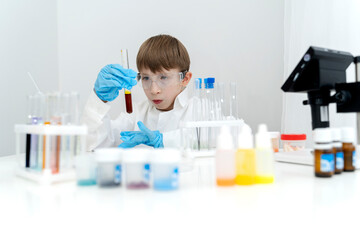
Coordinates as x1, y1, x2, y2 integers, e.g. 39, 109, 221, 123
216, 178, 235, 186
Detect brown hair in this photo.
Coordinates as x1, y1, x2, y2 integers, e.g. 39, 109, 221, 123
136, 34, 190, 73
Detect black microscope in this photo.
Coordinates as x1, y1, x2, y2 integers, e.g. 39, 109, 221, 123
281, 46, 360, 143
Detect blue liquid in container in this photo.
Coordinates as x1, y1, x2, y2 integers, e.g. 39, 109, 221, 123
154, 179, 178, 191
77, 179, 97, 186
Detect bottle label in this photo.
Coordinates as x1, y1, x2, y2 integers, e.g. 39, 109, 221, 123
143, 163, 150, 181
320, 153, 334, 172
114, 164, 122, 183
353, 151, 357, 168
336, 152, 344, 169
171, 167, 179, 187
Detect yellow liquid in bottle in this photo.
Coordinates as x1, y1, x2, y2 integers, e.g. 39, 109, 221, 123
255, 175, 274, 184
255, 148, 274, 184
235, 149, 256, 185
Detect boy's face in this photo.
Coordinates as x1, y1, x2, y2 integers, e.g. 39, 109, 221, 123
139, 68, 191, 111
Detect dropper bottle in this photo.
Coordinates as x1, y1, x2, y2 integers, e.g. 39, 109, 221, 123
235, 125, 256, 185
215, 126, 236, 186
255, 124, 274, 184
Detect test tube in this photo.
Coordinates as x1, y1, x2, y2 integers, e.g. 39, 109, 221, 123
36, 94, 45, 171
29, 94, 44, 169
121, 49, 133, 114
194, 78, 202, 150
229, 82, 238, 119
46, 93, 62, 174
70, 92, 80, 161
216, 82, 226, 120
204, 78, 216, 149
25, 95, 33, 168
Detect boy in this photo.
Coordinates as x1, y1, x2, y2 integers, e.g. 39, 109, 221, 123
82, 34, 194, 150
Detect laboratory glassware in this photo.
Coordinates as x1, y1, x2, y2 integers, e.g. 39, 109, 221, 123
204, 78, 216, 149
216, 81, 225, 120
193, 78, 202, 150
229, 81, 238, 119
121, 49, 133, 114
25, 95, 33, 168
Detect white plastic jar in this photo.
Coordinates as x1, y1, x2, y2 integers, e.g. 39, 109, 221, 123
151, 149, 181, 191
75, 153, 97, 186
95, 148, 122, 187
122, 149, 151, 189
281, 134, 307, 152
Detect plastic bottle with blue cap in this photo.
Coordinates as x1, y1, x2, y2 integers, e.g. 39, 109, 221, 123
204, 77, 215, 120
193, 78, 203, 150
204, 78, 216, 149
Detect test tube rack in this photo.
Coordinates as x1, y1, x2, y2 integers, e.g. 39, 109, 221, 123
180, 119, 245, 159
14, 124, 88, 185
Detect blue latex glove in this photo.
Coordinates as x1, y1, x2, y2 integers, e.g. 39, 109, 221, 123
94, 64, 138, 101
119, 121, 164, 148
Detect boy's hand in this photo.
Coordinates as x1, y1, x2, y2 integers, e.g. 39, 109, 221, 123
118, 121, 164, 148
94, 64, 137, 102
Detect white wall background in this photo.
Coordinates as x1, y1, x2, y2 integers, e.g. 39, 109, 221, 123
0, 0, 59, 157
1, 0, 284, 156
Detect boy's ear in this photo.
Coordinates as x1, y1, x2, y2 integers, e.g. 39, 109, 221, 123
181, 72, 192, 87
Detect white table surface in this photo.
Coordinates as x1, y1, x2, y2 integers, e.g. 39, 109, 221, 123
1, 154, 359, 239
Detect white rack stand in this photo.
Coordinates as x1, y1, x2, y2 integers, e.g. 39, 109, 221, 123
14, 124, 88, 184
180, 119, 245, 158
274, 149, 313, 165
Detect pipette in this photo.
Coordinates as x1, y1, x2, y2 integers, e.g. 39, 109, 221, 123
121, 49, 133, 114
27, 72, 44, 95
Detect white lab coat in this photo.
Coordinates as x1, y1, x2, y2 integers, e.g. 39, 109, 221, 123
81, 87, 195, 151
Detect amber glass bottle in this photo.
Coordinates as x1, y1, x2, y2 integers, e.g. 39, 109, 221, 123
331, 128, 343, 174
314, 128, 334, 178
341, 128, 356, 172
343, 142, 355, 172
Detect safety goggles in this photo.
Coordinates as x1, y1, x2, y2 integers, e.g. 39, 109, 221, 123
137, 71, 187, 90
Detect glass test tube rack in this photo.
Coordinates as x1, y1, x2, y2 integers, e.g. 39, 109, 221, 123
180, 119, 245, 159
14, 124, 88, 184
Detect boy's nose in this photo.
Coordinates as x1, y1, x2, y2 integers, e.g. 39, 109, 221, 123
150, 81, 161, 94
